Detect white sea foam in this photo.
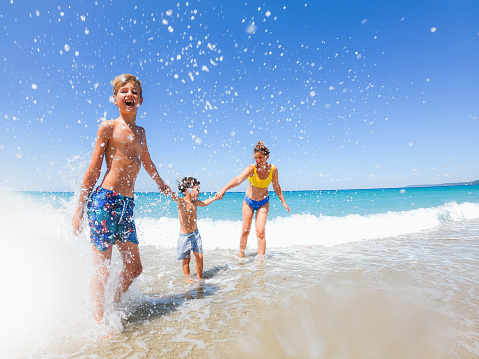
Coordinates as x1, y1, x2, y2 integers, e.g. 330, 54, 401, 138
137, 201, 479, 249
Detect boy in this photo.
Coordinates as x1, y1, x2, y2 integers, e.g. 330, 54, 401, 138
72, 74, 170, 324
169, 177, 216, 283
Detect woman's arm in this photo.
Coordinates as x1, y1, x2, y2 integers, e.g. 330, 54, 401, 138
197, 196, 217, 207
215, 165, 254, 199
272, 166, 290, 213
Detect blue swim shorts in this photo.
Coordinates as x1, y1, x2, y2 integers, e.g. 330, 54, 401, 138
87, 186, 138, 251
244, 195, 270, 211
177, 229, 203, 260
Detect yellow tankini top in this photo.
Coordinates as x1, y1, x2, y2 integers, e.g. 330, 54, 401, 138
249, 164, 275, 188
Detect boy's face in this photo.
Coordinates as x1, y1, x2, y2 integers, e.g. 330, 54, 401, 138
114, 82, 143, 112
254, 152, 269, 167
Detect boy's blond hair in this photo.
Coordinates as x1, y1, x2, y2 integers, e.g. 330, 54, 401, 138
111, 74, 143, 98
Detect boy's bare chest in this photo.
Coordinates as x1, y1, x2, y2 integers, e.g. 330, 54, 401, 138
111, 127, 143, 156
180, 203, 197, 217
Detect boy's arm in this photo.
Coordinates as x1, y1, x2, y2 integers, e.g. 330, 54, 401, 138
140, 128, 171, 195
215, 165, 253, 199
197, 196, 217, 207
272, 166, 290, 213
72, 123, 109, 235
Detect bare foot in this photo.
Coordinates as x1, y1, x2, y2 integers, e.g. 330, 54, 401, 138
237, 250, 245, 258
185, 275, 193, 284
98, 321, 114, 341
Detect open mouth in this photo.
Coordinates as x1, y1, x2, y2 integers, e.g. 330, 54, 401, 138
125, 99, 134, 107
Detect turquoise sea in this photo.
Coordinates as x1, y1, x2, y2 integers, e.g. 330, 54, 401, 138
31, 185, 479, 219
2, 185, 479, 358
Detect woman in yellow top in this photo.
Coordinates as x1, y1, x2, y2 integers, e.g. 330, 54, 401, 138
216, 141, 290, 258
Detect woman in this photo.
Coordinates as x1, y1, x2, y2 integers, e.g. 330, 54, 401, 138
216, 141, 290, 258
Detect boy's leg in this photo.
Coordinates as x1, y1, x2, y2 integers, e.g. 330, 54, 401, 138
240, 201, 255, 257
255, 202, 270, 257
193, 251, 204, 279
182, 256, 193, 282
90, 246, 113, 323
114, 241, 143, 303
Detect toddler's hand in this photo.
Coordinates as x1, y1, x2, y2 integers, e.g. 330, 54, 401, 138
159, 184, 171, 195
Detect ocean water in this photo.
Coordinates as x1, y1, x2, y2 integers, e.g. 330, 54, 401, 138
1, 185, 479, 358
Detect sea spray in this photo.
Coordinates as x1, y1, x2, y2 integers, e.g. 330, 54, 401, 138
0, 193, 91, 356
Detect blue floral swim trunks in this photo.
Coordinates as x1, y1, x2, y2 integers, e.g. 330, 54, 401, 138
87, 186, 138, 251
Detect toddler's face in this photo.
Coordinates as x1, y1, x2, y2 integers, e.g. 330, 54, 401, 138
188, 185, 200, 200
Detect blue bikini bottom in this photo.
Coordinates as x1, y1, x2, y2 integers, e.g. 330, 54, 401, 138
244, 195, 270, 210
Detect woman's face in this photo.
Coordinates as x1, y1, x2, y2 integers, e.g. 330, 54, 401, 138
254, 152, 268, 166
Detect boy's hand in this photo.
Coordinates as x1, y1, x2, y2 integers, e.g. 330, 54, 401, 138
72, 213, 83, 236
283, 203, 290, 213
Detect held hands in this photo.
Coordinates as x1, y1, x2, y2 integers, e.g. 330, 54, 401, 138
215, 190, 225, 200
159, 183, 171, 195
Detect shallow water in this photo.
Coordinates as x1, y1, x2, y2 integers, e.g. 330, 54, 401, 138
2, 190, 479, 358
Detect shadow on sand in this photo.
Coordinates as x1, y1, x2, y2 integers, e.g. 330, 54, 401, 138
125, 264, 230, 324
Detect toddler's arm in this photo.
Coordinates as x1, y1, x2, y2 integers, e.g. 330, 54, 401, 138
197, 196, 217, 207
169, 192, 180, 203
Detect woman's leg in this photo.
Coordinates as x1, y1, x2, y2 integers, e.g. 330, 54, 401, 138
255, 202, 270, 257
239, 201, 255, 257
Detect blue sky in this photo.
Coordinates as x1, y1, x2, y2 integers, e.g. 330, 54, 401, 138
1, 0, 478, 191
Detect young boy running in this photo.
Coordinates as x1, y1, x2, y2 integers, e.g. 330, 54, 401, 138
169, 177, 216, 283
72, 74, 170, 325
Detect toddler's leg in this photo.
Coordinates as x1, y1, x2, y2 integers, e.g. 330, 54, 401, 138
193, 251, 204, 279
182, 257, 193, 282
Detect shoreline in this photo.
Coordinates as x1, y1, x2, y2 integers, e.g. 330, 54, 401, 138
3, 182, 479, 194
